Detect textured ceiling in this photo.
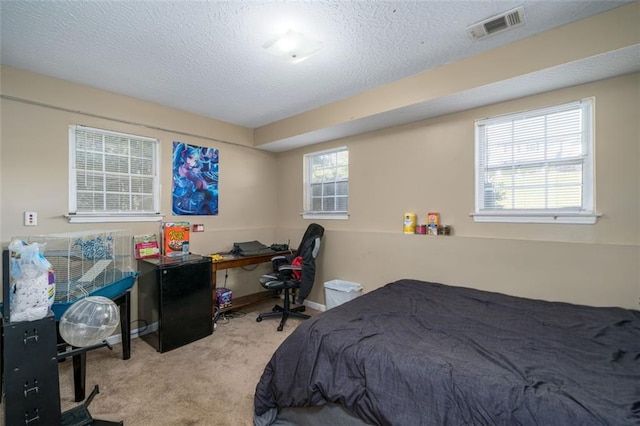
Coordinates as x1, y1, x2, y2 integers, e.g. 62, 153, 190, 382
0, 1, 637, 150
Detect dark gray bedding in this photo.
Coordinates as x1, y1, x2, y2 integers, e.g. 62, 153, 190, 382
254, 279, 640, 425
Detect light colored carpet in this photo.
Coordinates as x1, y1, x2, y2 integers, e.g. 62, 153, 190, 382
50, 300, 317, 425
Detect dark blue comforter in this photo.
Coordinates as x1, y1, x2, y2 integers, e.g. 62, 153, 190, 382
254, 279, 640, 425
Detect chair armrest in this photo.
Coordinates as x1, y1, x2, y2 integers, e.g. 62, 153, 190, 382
278, 265, 301, 272
271, 255, 291, 273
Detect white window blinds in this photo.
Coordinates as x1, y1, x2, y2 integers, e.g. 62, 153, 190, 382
69, 125, 161, 222
303, 147, 349, 219
474, 99, 596, 224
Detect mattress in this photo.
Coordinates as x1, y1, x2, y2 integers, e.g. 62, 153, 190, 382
254, 279, 640, 425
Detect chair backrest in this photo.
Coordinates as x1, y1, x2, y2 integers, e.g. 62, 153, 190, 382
293, 223, 324, 258
294, 223, 324, 303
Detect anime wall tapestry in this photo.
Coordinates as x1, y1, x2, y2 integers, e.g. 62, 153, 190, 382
172, 141, 219, 215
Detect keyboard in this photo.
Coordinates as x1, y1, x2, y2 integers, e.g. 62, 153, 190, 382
238, 248, 276, 257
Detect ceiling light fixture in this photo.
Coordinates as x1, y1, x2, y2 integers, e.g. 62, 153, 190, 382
263, 30, 323, 64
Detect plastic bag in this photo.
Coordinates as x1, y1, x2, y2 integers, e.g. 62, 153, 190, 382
8, 239, 55, 322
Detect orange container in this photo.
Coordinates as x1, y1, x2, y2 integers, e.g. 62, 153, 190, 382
427, 212, 440, 227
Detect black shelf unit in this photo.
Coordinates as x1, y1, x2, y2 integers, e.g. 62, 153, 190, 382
137, 254, 213, 353
1, 248, 62, 424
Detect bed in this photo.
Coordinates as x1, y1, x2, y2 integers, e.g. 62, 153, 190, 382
254, 279, 640, 425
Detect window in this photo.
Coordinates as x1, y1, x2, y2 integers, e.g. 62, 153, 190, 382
474, 99, 597, 224
303, 147, 349, 220
67, 125, 161, 223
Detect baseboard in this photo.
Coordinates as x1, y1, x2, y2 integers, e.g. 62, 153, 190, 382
106, 322, 157, 345
106, 332, 128, 346
278, 292, 326, 312
304, 299, 326, 312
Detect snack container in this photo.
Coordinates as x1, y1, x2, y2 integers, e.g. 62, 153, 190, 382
427, 212, 440, 227
161, 222, 190, 257
403, 213, 416, 234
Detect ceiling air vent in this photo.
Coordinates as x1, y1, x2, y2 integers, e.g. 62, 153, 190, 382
466, 6, 525, 40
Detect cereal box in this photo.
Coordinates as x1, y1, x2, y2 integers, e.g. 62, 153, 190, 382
161, 222, 190, 257
427, 212, 440, 227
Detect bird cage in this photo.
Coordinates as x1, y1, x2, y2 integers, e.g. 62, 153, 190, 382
18, 230, 136, 316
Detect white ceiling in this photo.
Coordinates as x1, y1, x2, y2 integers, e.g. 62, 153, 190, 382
1, 1, 638, 151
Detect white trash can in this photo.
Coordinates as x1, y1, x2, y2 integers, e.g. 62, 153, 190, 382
324, 280, 363, 309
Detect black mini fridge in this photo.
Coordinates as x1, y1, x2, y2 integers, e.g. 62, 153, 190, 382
137, 254, 213, 353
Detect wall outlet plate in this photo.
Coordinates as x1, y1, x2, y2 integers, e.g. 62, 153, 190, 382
24, 211, 37, 226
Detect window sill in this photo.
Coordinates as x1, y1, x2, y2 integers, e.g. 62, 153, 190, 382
65, 213, 164, 223
302, 212, 349, 220
471, 212, 600, 224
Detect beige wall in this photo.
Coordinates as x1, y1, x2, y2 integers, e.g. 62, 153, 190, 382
1, 69, 638, 318
0, 66, 280, 318
274, 74, 640, 310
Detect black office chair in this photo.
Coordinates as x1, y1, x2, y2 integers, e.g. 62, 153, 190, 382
256, 223, 324, 331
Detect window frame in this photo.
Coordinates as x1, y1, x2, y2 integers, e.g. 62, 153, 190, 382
67, 125, 163, 223
472, 98, 598, 224
302, 146, 349, 220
